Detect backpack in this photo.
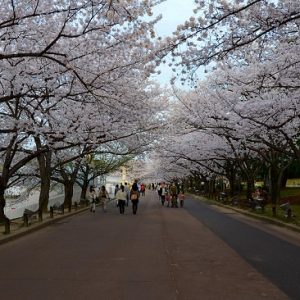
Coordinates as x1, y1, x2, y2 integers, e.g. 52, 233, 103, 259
131, 190, 138, 200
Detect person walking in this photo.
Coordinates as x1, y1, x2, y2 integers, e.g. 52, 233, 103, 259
170, 182, 178, 208
178, 191, 185, 208
130, 180, 140, 215
88, 185, 96, 212
124, 182, 130, 206
116, 185, 127, 214
114, 184, 120, 196
140, 183, 146, 196
99, 185, 109, 212
159, 183, 167, 206
165, 191, 171, 207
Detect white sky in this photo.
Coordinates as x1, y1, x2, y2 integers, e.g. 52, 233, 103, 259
153, 0, 196, 37
151, 0, 196, 87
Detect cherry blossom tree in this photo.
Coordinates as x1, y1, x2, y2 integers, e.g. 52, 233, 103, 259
150, 0, 300, 214
0, 0, 165, 233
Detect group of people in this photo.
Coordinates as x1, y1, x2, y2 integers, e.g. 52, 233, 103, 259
114, 180, 141, 215
88, 185, 109, 213
249, 187, 268, 211
88, 180, 142, 215
157, 182, 185, 208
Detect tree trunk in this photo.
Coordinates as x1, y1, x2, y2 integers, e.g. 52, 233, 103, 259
64, 182, 74, 212
80, 183, 88, 202
268, 153, 292, 217
37, 151, 52, 221
0, 192, 10, 234
280, 171, 288, 188
246, 177, 255, 200
208, 178, 216, 199
226, 169, 236, 197
269, 164, 279, 216
0, 175, 10, 234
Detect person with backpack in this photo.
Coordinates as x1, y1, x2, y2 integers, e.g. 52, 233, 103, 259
130, 180, 140, 215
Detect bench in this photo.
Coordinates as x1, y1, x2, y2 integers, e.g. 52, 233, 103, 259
230, 195, 240, 206
23, 209, 39, 227
218, 192, 228, 203
280, 202, 295, 219
49, 203, 64, 218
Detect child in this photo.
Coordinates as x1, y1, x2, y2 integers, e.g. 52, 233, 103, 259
165, 193, 171, 207
178, 191, 185, 208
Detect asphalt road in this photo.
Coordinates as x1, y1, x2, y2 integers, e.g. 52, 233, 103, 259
186, 197, 300, 299
0, 191, 296, 299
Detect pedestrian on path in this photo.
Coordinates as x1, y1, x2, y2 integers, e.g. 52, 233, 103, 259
165, 192, 171, 207
114, 184, 120, 197
88, 185, 96, 212
124, 182, 130, 206
170, 182, 178, 208
159, 183, 167, 206
99, 185, 109, 212
130, 180, 140, 215
116, 185, 127, 214
178, 191, 185, 207
157, 183, 162, 202
140, 183, 146, 196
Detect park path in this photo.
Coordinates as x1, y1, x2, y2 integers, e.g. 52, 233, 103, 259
0, 191, 288, 299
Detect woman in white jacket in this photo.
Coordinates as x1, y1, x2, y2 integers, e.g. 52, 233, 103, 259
116, 185, 127, 214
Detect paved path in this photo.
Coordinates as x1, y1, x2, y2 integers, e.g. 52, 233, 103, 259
186, 198, 300, 299
0, 191, 292, 299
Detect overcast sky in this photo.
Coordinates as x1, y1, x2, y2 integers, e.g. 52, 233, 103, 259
153, 0, 196, 37
151, 0, 196, 87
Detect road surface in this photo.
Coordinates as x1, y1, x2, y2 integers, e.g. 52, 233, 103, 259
0, 191, 297, 299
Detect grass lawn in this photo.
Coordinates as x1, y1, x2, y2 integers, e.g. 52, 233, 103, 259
280, 187, 300, 198
251, 204, 299, 226
200, 187, 300, 228
241, 187, 300, 226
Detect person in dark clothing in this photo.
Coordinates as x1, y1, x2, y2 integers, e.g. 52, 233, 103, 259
130, 180, 140, 215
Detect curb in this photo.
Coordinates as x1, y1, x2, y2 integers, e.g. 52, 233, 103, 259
189, 193, 300, 234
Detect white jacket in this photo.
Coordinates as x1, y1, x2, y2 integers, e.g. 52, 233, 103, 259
116, 190, 127, 201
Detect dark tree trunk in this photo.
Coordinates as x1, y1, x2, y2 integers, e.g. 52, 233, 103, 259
246, 177, 255, 200
80, 183, 88, 202
208, 178, 216, 199
0, 171, 10, 233
269, 165, 280, 216
268, 152, 291, 217
80, 166, 90, 201
280, 171, 288, 188
64, 181, 74, 212
37, 150, 52, 221
226, 167, 236, 197
0, 192, 10, 234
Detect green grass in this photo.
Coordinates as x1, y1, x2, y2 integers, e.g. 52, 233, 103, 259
280, 187, 300, 198
191, 188, 300, 228
250, 204, 299, 226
